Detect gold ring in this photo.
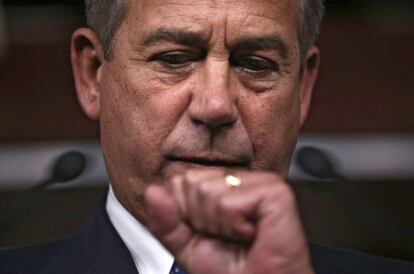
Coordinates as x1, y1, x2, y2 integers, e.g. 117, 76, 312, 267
225, 174, 241, 189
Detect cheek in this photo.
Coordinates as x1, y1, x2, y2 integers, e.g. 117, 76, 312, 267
99, 64, 190, 177
241, 88, 301, 172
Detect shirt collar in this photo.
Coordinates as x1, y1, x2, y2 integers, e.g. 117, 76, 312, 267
106, 186, 174, 274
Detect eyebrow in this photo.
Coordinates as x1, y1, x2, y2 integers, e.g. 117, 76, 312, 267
142, 28, 289, 59
232, 36, 289, 60
143, 28, 206, 47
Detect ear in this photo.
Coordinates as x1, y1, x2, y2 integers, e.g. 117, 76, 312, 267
298, 46, 320, 127
71, 28, 105, 121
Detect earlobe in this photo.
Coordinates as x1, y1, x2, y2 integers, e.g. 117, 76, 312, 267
299, 46, 320, 126
71, 28, 105, 121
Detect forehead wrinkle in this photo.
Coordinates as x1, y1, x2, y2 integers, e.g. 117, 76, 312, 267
126, 0, 298, 57
142, 27, 207, 47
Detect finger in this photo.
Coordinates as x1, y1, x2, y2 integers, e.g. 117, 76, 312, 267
169, 175, 188, 218
216, 181, 312, 272
182, 169, 225, 231
180, 170, 283, 241
195, 175, 229, 236
244, 183, 311, 270
213, 173, 287, 241
230, 170, 285, 188
219, 181, 304, 251
215, 187, 259, 241
145, 185, 193, 256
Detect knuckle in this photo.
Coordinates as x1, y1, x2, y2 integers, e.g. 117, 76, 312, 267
217, 196, 239, 219
278, 182, 292, 193
243, 171, 284, 187
185, 169, 203, 179
263, 182, 294, 201
217, 195, 230, 213
191, 218, 205, 232
183, 174, 198, 189
263, 172, 284, 183
198, 181, 212, 198
272, 183, 296, 206
184, 170, 203, 185
226, 209, 240, 224
170, 175, 183, 190
282, 189, 297, 207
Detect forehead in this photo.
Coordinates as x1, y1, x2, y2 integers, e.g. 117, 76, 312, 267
122, 0, 299, 45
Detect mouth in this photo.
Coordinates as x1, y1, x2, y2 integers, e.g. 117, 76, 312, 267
167, 155, 250, 169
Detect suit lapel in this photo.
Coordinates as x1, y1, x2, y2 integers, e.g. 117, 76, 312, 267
40, 197, 138, 274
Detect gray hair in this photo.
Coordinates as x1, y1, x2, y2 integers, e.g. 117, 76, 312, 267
84, 0, 129, 57
297, 0, 325, 64
85, 0, 324, 63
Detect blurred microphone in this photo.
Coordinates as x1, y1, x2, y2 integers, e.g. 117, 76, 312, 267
295, 146, 346, 181
1, 151, 87, 236
31, 150, 87, 191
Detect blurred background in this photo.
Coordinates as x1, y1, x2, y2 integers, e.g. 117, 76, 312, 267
0, 0, 413, 262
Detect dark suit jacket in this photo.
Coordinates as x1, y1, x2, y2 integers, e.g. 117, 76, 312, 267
1, 201, 413, 274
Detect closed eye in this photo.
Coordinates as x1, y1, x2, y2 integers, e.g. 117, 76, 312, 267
230, 55, 279, 74
149, 51, 202, 70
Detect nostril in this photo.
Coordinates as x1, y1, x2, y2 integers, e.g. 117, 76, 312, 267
197, 107, 237, 128
191, 113, 237, 129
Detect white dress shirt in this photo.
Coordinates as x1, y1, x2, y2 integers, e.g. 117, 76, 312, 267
106, 186, 174, 274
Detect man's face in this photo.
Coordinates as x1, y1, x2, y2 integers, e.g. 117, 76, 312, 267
76, 0, 318, 218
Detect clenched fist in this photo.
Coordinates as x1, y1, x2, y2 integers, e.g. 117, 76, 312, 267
145, 169, 314, 274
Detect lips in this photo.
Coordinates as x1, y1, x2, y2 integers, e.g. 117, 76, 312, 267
167, 154, 250, 169
169, 157, 248, 168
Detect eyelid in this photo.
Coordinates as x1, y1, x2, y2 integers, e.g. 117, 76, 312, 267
149, 50, 204, 67
231, 55, 280, 72
150, 50, 192, 60
148, 51, 203, 75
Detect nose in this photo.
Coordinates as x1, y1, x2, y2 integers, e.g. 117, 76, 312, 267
187, 59, 238, 129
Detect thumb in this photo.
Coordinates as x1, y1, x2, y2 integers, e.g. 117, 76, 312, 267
145, 185, 193, 256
